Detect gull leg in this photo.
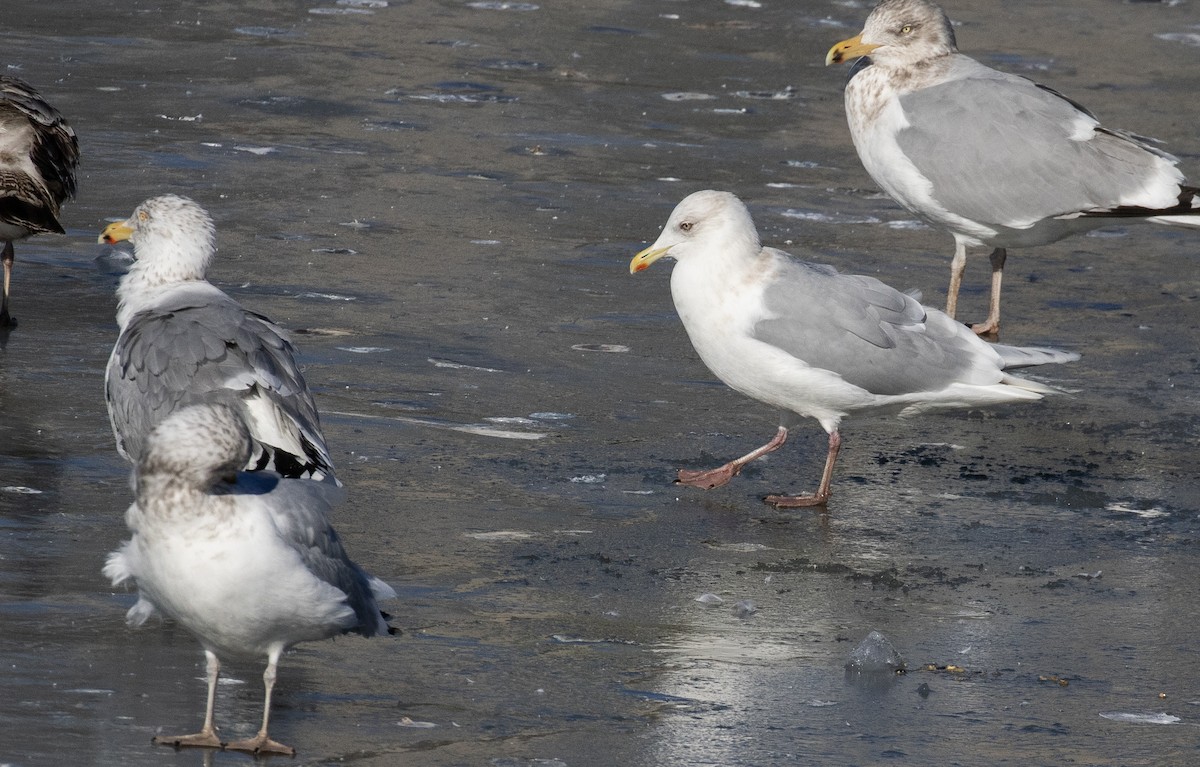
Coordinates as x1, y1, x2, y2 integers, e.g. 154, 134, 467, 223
677, 426, 788, 490
153, 650, 223, 750
764, 430, 842, 508
224, 646, 296, 756
1, 241, 14, 327
944, 240, 967, 320
970, 248, 1006, 337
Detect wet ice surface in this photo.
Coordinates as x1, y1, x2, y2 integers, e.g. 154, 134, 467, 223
3, 0, 1200, 765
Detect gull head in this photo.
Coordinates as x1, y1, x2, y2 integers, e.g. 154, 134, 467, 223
136, 403, 254, 495
826, 0, 956, 68
100, 194, 217, 286
630, 190, 760, 274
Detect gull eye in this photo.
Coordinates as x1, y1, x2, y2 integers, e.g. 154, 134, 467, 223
679, 221, 693, 232
138, 210, 149, 223
900, 24, 913, 34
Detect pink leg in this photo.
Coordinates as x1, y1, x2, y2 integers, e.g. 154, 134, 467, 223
153, 650, 223, 750
969, 248, 1006, 337
676, 426, 788, 490
944, 240, 967, 320
224, 646, 295, 756
764, 430, 842, 508
1, 240, 14, 327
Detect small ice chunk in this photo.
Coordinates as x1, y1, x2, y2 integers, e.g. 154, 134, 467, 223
1155, 33, 1200, 48
885, 219, 928, 230
845, 630, 906, 674
530, 412, 574, 420
662, 92, 717, 102
233, 145, 276, 155
397, 717, 438, 728
570, 343, 630, 353
1099, 711, 1181, 725
296, 292, 355, 301
428, 358, 503, 373
465, 530, 536, 541
732, 600, 757, 618
337, 346, 391, 353
3, 486, 43, 494
569, 474, 606, 484
485, 416, 540, 426
695, 592, 724, 605
467, 1, 540, 9
309, 7, 374, 14
780, 209, 881, 225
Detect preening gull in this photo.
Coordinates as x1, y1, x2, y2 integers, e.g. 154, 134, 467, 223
826, 0, 1200, 335
0, 76, 79, 327
630, 190, 1077, 507
100, 195, 337, 482
104, 403, 395, 755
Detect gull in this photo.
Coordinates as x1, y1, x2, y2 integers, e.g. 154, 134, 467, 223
104, 403, 395, 755
826, 0, 1200, 335
630, 190, 1077, 507
100, 194, 337, 482
0, 75, 79, 327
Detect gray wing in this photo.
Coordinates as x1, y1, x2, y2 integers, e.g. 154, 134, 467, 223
752, 254, 998, 395
894, 59, 1181, 228
106, 292, 335, 480
249, 475, 394, 637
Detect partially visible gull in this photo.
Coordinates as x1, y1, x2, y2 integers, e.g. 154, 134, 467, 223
826, 0, 1200, 335
104, 403, 395, 755
630, 190, 1077, 507
100, 195, 337, 482
0, 75, 79, 327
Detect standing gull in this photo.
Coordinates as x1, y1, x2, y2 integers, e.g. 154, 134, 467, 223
826, 0, 1200, 335
0, 75, 79, 327
100, 195, 336, 482
630, 190, 1077, 507
104, 403, 395, 755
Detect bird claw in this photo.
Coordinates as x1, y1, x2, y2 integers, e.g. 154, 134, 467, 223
152, 732, 223, 750
224, 735, 296, 756
763, 492, 829, 509
676, 466, 738, 489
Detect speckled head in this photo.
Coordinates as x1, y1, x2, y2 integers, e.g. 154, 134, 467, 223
100, 194, 218, 286
137, 403, 253, 492
827, 0, 957, 69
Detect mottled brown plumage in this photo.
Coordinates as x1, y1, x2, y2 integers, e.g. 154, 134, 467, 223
0, 75, 78, 327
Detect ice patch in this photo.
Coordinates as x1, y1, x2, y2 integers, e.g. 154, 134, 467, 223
571, 343, 629, 353
429, 358, 504, 373
3, 486, 43, 494
467, 2, 540, 10
781, 209, 882, 225
1106, 503, 1168, 518
1156, 33, 1200, 47
296, 292, 356, 301
569, 474, 606, 484
1099, 712, 1181, 725
466, 530, 536, 541
396, 717, 438, 728
662, 92, 717, 101
337, 346, 391, 353
695, 593, 724, 606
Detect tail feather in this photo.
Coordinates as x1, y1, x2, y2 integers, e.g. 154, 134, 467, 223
994, 344, 1080, 370
1080, 185, 1200, 224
